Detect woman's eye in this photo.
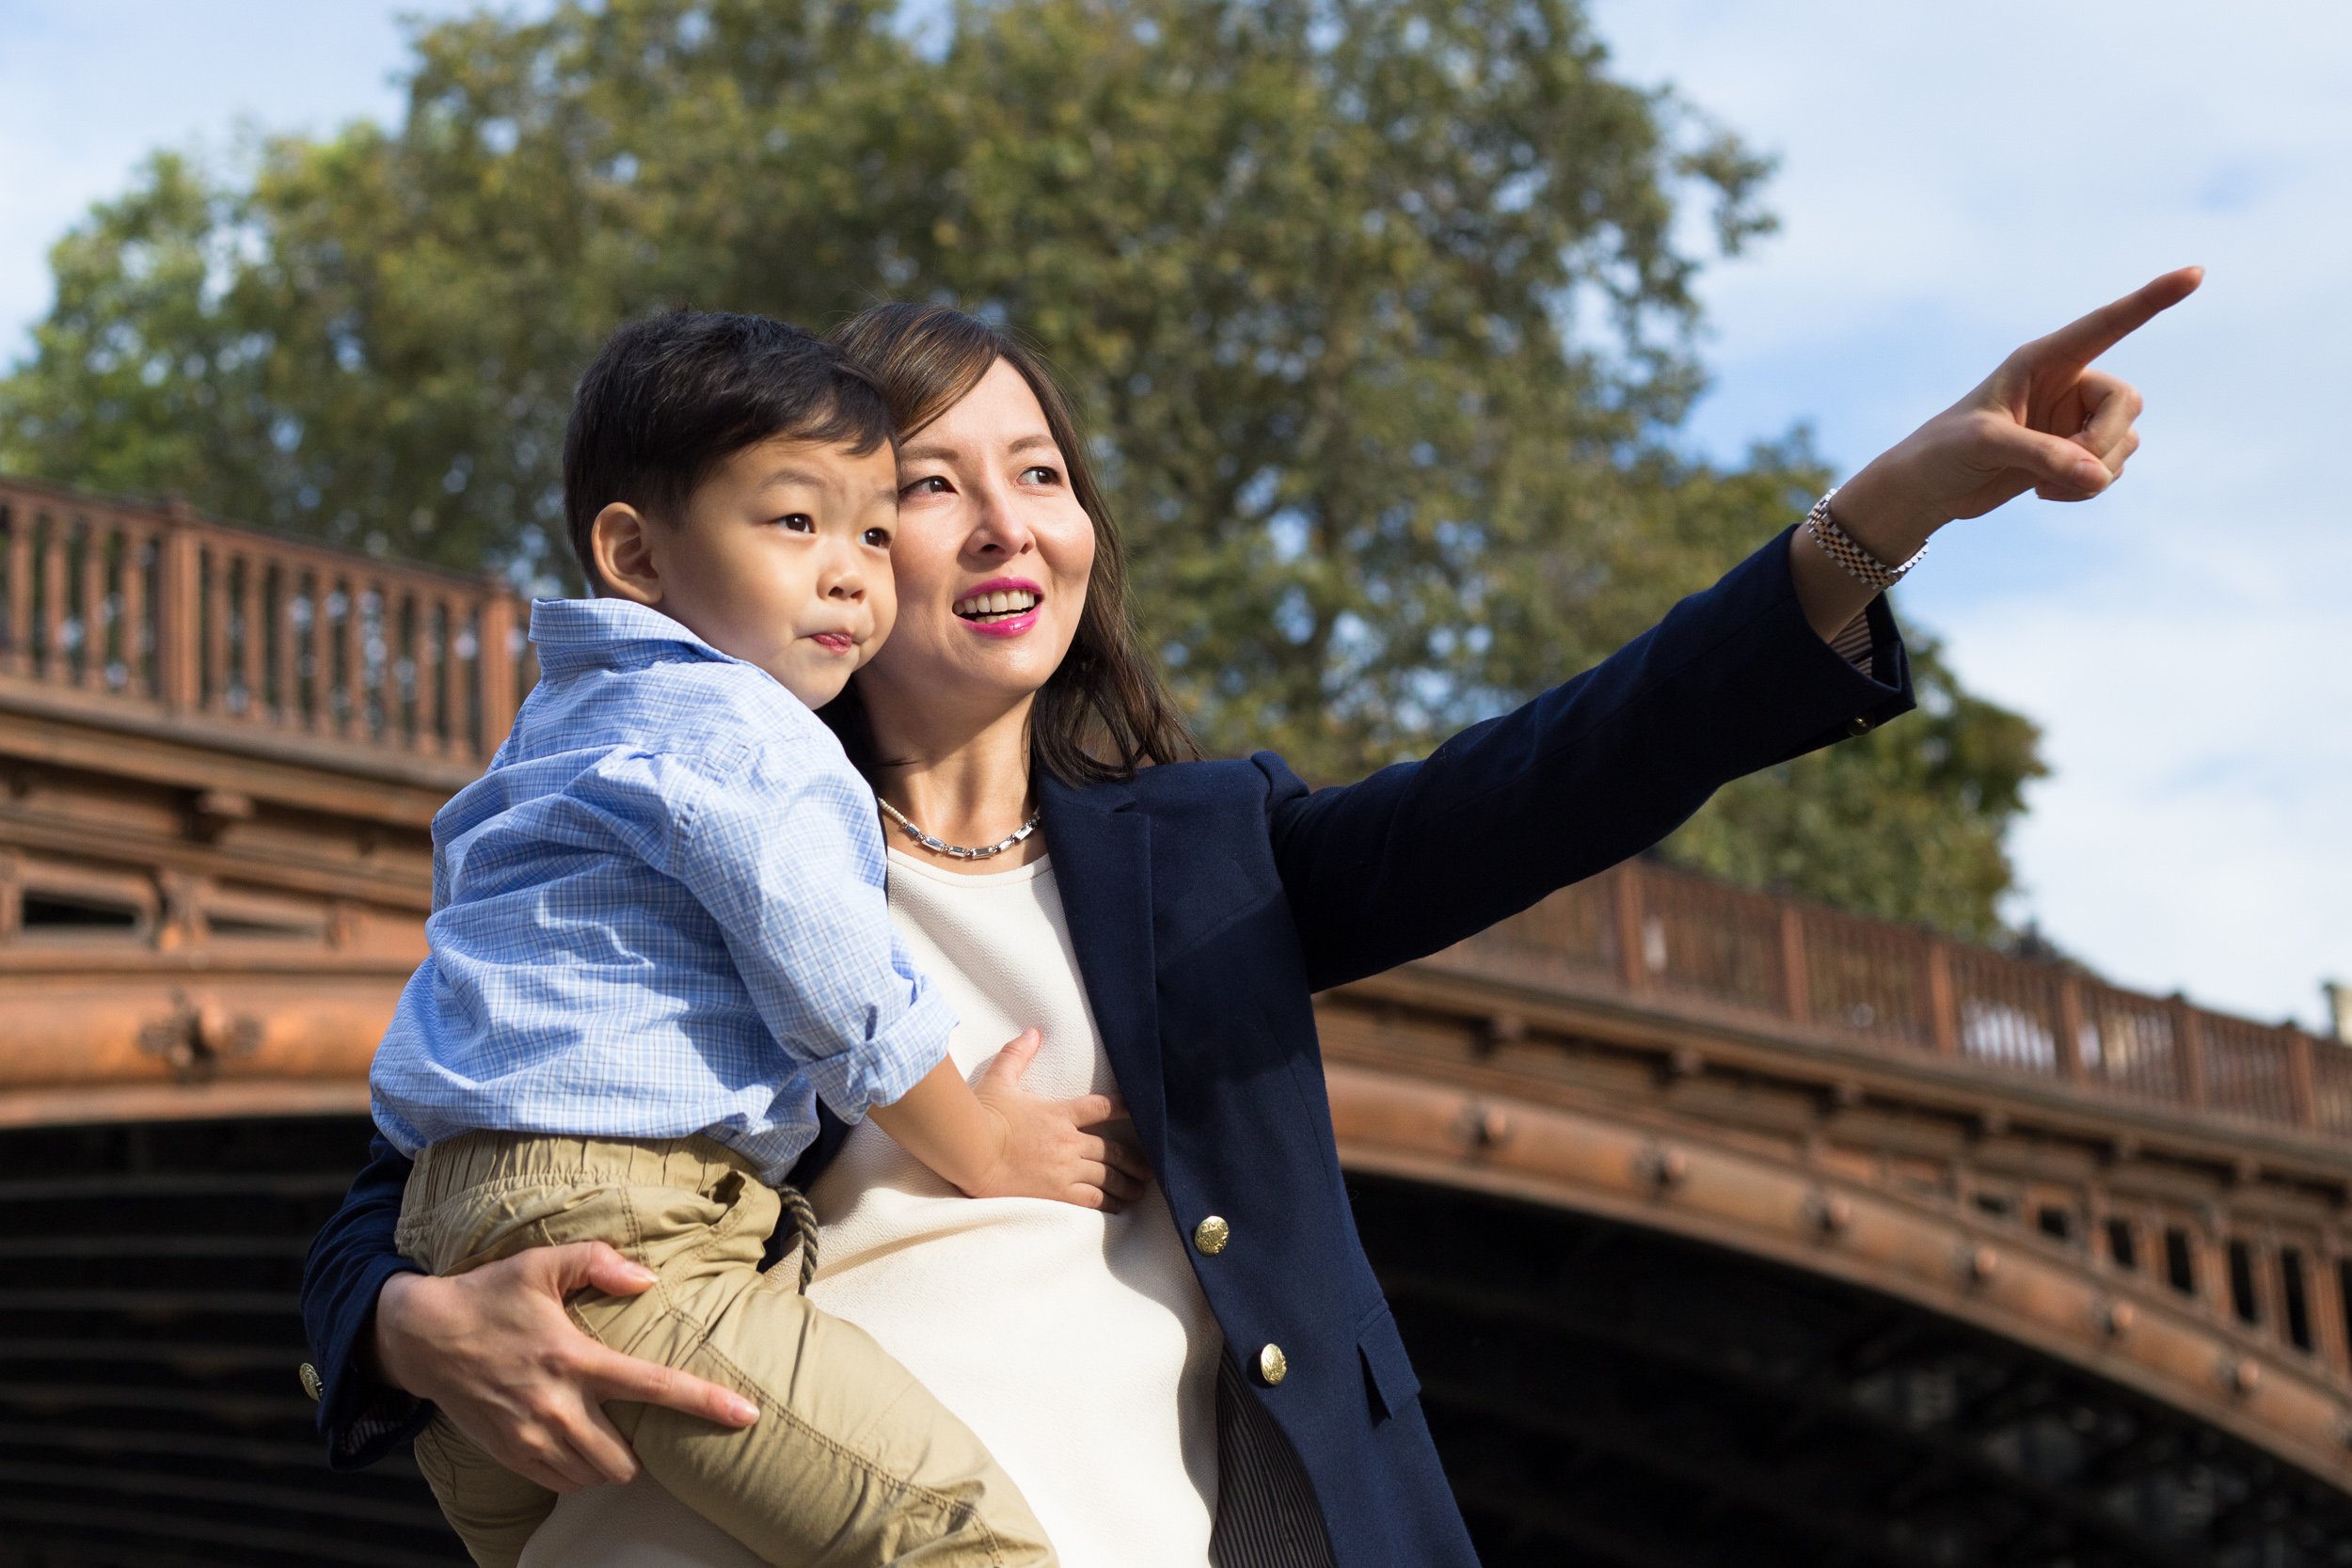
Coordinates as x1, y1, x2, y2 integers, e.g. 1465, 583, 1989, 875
900, 475, 950, 499
774, 514, 815, 533
1021, 465, 1061, 486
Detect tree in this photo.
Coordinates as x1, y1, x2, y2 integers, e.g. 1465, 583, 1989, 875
0, 0, 2044, 939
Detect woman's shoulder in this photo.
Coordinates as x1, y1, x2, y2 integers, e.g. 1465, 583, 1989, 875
1114, 752, 1305, 810
1049, 755, 1319, 859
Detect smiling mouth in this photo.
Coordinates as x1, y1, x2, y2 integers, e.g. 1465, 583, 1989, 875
953, 588, 1041, 624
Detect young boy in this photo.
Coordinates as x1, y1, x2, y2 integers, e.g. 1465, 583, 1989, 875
370, 311, 1120, 1567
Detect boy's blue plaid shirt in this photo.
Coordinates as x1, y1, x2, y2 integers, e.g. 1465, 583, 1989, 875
368, 597, 954, 1183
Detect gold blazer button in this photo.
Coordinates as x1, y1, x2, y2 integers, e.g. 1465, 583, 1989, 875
1258, 1343, 1288, 1386
1193, 1215, 1231, 1256
298, 1362, 324, 1402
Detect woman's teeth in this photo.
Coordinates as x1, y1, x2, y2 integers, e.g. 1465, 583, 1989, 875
954, 590, 1041, 621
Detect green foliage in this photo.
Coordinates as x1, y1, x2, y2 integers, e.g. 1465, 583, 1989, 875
1663, 639, 2047, 942
0, 0, 2045, 938
0, 153, 286, 522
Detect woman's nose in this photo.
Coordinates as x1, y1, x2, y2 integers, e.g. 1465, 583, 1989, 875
967, 483, 1036, 558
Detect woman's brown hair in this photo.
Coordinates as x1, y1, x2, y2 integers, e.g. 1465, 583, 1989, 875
825, 303, 1197, 787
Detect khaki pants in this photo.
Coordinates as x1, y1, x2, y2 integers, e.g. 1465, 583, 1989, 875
396, 1132, 1054, 1568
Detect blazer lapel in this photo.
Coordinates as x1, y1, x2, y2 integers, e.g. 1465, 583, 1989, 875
1039, 774, 1166, 1155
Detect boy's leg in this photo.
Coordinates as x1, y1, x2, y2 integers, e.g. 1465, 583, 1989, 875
396, 1138, 575, 1567
592, 1263, 1054, 1568
403, 1133, 1053, 1568
410, 1413, 559, 1568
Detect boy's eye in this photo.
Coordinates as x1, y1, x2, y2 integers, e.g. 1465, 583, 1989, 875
773, 514, 816, 533
863, 526, 893, 548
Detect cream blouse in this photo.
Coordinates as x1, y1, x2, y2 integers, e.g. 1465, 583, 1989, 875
521, 851, 1223, 1568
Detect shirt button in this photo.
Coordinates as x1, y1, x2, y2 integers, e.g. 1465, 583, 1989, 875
299, 1362, 324, 1402
1193, 1216, 1231, 1256
1846, 716, 1873, 736
1257, 1343, 1288, 1386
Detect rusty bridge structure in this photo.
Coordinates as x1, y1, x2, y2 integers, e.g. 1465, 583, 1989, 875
3, 476, 2348, 1568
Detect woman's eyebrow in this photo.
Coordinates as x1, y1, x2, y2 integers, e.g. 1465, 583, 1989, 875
897, 433, 1058, 467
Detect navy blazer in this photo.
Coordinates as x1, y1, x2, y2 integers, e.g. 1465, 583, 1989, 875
301, 528, 1912, 1565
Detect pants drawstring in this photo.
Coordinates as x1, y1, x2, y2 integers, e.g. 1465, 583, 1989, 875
777, 1184, 819, 1292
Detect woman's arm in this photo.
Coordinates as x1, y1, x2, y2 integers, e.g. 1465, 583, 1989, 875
299, 1136, 756, 1487
1263, 526, 1908, 991
299, 1134, 432, 1468
1267, 269, 2200, 991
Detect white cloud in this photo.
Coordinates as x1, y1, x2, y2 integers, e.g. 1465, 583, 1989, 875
1955, 522, 2352, 1023
1590, 0, 2352, 1027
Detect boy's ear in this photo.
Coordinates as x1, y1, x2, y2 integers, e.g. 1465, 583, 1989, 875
589, 503, 663, 605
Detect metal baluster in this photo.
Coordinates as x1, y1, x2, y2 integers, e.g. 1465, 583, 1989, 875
270, 562, 294, 724
119, 525, 150, 699
339, 575, 363, 736
202, 544, 230, 716
156, 504, 201, 715
422, 594, 450, 757
1, 499, 28, 677
235, 552, 262, 719
78, 514, 107, 689
2285, 1028, 2318, 1131
294, 569, 319, 731
477, 590, 517, 755
40, 510, 67, 682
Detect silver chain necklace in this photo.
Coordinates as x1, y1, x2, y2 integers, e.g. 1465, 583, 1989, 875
877, 797, 1041, 862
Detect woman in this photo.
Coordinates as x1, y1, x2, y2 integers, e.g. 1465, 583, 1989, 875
302, 270, 2198, 1566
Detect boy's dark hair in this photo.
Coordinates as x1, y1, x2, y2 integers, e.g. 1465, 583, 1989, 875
562, 309, 895, 591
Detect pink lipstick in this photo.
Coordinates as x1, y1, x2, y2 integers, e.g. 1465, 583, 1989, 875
952, 578, 1045, 640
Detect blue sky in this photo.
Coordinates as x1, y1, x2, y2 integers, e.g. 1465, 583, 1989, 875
3, 0, 2344, 1028
1583, 0, 2352, 1032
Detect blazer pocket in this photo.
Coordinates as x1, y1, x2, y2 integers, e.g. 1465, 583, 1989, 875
1356, 1301, 1422, 1422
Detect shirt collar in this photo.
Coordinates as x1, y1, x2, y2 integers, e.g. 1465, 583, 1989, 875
528, 597, 746, 673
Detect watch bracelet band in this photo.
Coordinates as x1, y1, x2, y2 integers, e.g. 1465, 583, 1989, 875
1804, 488, 1926, 591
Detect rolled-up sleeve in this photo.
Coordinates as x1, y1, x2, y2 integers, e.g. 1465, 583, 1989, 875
664, 745, 953, 1122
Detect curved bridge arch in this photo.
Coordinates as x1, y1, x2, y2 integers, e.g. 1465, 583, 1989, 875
1310, 969, 2352, 1567
1328, 1059, 2352, 1482
1339, 1165, 2352, 1568
7, 482, 2352, 1564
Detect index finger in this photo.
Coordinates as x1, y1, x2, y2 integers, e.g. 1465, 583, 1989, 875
2039, 266, 2202, 367
577, 1341, 758, 1428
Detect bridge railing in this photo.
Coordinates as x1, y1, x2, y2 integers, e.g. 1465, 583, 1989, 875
8, 478, 2336, 1144
1436, 857, 2349, 1144
0, 477, 531, 770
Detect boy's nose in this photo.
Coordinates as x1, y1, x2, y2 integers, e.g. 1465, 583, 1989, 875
819, 545, 867, 599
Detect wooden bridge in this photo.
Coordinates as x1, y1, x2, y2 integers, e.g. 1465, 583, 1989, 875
4, 476, 2348, 1567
